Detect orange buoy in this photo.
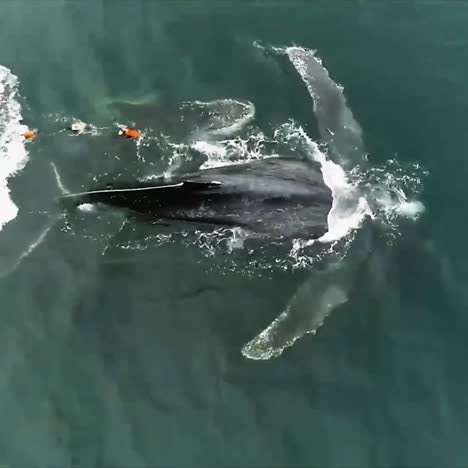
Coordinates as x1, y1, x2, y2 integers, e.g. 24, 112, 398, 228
118, 127, 141, 139
23, 130, 38, 140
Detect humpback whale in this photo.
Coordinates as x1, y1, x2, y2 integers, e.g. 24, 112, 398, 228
62, 157, 333, 240
60, 46, 390, 361
57, 47, 368, 361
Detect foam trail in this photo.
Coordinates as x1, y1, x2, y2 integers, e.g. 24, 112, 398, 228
0, 217, 58, 278
0, 161, 72, 277
286, 47, 365, 168
0, 65, 29, 230
50, 162, 70, 195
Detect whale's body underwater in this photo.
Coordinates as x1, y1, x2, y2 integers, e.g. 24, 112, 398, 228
62, 157, 333, 240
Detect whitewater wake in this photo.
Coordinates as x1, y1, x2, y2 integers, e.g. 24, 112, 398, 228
0, 65, 29, 230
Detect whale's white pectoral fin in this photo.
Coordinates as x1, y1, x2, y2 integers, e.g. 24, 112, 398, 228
241, 271, 349, 360
286, 47, 365, 167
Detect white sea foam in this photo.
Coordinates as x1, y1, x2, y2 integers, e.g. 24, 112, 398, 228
195, 132, 268, 169
0, 219, 56, 278
78, 203, 96, 213
0, 65, 29, 230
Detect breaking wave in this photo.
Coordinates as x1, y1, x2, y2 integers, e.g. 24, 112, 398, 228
0, 65, 29, 230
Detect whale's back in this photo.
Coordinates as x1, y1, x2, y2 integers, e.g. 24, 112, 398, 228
62, 158, 332, 239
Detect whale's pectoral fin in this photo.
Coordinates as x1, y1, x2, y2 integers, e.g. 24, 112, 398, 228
286, 46, 365, 168
241, 273, 349, 360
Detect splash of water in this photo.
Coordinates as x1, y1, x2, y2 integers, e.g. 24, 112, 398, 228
274, 122, 372, 245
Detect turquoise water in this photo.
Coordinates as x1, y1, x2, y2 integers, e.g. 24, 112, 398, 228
0, 1, 468, 467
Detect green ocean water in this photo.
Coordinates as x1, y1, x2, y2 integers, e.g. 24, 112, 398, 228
0, 1, 468, 467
